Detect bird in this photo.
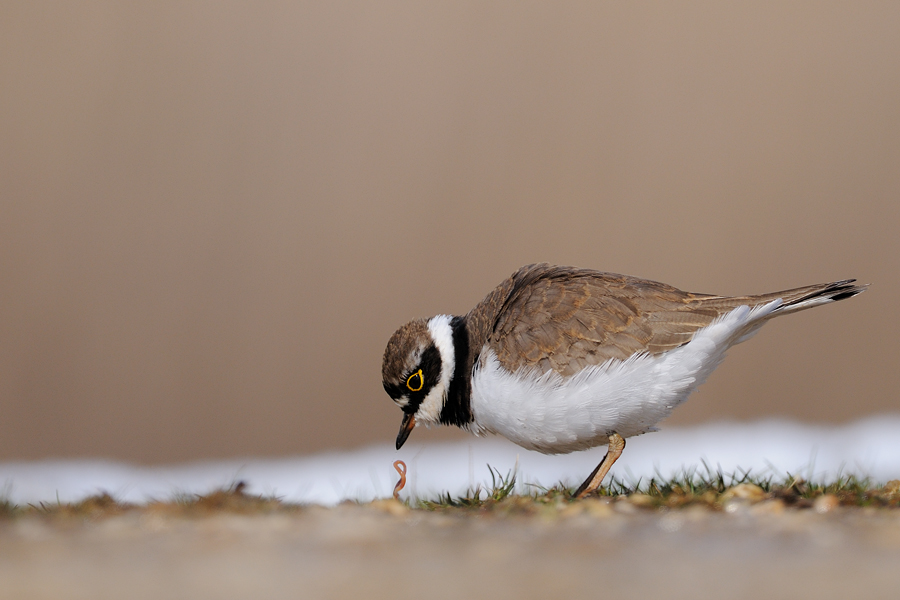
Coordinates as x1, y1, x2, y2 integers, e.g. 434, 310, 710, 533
381, 263, 867, 498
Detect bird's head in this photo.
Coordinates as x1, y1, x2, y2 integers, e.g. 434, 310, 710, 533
381, 315, 455, 449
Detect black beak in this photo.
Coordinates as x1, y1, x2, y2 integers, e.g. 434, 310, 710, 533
396, 413, 416, 450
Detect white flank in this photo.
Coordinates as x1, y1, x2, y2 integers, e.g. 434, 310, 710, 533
470, 300, 783, 454
415, 315, 456, 425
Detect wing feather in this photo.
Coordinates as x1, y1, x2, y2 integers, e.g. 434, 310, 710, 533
487, 265, 723, 375
467, 264, 866, 378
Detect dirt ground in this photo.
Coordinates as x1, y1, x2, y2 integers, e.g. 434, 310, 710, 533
1, 497, 899, 600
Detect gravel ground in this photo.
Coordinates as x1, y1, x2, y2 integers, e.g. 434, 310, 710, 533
1, 499, 899, 600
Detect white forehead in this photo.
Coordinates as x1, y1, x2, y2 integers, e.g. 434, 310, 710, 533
426, 315, 454, 362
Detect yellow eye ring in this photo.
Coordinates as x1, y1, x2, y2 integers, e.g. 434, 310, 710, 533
406, 369, 424, 392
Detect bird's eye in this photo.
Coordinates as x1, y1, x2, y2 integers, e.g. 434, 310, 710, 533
406, 369, 424, 392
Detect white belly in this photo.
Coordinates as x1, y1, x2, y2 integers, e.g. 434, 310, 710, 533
469, 302, 780, 454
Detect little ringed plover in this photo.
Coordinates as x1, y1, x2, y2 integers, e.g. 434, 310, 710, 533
381, 263, 867, 498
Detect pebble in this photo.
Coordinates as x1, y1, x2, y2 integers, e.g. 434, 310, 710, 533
750, 499, 787, 515
813, 494, 840, 514
626, 494, 656, 507
583, 499, 615, 518
721, 483, 767, 503
369, 499, 409, 516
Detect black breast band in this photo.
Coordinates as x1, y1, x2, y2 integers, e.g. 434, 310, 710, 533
440, 316, 474, 427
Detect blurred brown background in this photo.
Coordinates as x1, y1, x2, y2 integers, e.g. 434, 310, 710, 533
1, 2, 897, 463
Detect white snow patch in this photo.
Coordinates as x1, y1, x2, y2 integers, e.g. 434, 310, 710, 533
1, 416, 898, 506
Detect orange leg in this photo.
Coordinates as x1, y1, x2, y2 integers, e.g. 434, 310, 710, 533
573, 433, 626, 499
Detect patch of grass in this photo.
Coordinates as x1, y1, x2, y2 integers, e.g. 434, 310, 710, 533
28, 492, 134, 520
767, 473, 899, 508
0, 471, 897, 521
414, 464, 900, 512
148, 481, 295, 516
0, 497, 23, 519
417, 466, 518, 509
0, 481, 300, 521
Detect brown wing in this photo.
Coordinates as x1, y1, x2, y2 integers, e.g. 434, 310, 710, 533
484, 265, 722, 376
469, 264, 865, 377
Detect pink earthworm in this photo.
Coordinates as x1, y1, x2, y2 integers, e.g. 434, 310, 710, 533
392, 460, 407, 500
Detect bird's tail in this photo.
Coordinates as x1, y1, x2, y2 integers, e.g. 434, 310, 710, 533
699, 279, 868, 317
698, 279, 868, 346
756, 279, 868, 316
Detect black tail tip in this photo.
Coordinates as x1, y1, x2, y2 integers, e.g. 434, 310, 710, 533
830, 280, 869, 302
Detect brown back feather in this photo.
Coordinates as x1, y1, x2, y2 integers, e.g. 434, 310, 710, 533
465, 264, 864, 377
